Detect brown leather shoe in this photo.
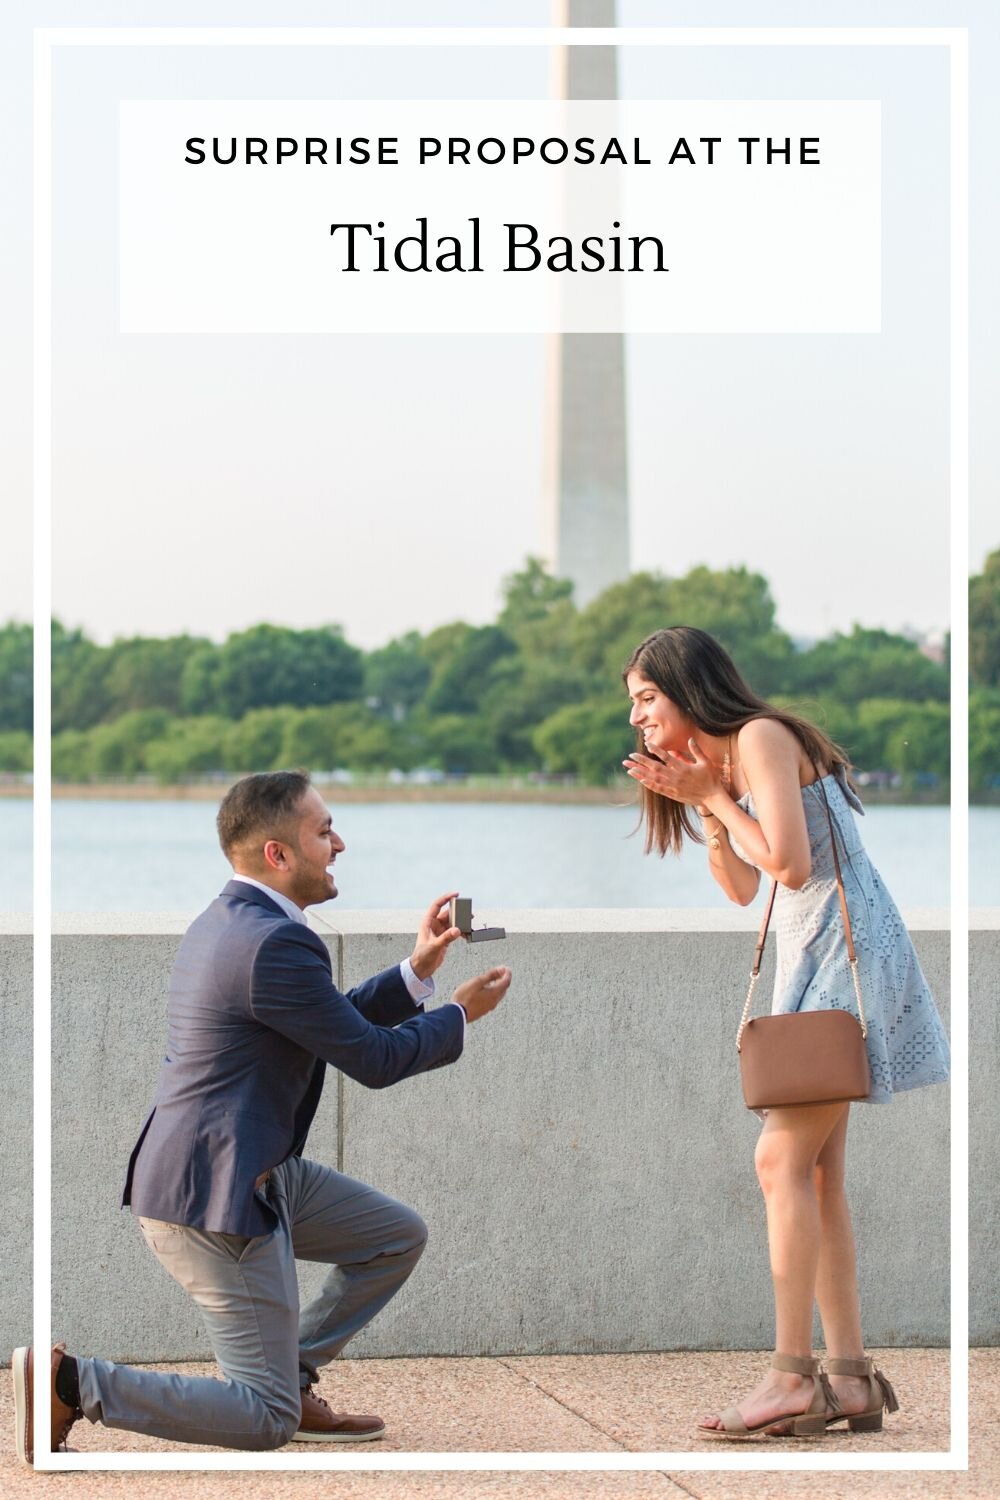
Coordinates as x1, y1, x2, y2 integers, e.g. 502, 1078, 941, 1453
291, 1384, 385, 1443
12, 1342, 83, 1465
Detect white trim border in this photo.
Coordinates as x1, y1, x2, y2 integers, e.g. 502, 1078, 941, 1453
32, 23, 969, 1475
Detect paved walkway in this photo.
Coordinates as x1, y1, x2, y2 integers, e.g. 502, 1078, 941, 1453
1, 1349, 994, 1499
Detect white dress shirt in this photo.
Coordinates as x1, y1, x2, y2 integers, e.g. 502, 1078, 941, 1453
229, 876, 466, 1035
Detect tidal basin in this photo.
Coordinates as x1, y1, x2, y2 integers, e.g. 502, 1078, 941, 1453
0, 796, 981, 912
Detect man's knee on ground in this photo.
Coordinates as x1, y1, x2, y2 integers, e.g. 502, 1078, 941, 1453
256, 1402, 302, 1450
241, 1388, 303, 1450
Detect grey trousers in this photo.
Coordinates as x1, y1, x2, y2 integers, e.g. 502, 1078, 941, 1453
75, 1155, 427, 1450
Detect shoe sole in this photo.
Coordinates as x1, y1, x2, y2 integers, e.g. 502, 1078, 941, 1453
695, 1418, 829, 1442
290, 1425, 386, 1444
696, 1429, 829, 1442
12, 1346, 30, 1466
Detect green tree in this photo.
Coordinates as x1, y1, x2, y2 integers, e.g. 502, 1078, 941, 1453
667, 566, 795, 694
0, 622, 33, 732
971, 550, 1000, 688
499, 557, 575, 639
182, 625, 364, 718
423, 625, 517, 716
416, 713, 498, 774
102, 634, 209, 717
144, 716, 231, 782
364, 633, 431, 720
281, 703, 396, 771
970, 687, 1000, 791
881, 702, 949, 779
771, 695, 859, 758
496, 559, 579, 676
52, 729, 95, 782
849, 699, 949, 778
86, 709, 172, 778
225, 707, 297, 772
533, 696, 632, 784
0, 730, 32, 772
571, 571, 674, 678
479, 656, 591, 767
570, 565, 794, 693
177, 644, 219, 716
794, 627, 947, 704
277, 706, 339, 770
418, 621, 474, 672
52, 620, 110, 732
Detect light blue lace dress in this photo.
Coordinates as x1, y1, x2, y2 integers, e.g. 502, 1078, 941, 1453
736, 770, 950, 1103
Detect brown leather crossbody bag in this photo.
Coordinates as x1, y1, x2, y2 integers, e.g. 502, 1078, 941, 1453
737, 773, 872, 1111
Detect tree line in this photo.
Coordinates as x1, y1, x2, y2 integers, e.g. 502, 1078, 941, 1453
0, 555, 973, 788
970, 547, 1000, 794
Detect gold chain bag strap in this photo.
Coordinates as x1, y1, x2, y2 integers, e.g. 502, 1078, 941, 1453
736, 771, 872, 1111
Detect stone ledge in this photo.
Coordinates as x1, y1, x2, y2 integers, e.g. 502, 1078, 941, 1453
34, 906, 956, 938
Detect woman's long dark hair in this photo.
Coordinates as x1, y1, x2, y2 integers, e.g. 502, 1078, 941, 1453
623, 626, 854, 857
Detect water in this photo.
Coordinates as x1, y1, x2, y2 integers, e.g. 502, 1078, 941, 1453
1, 797, 991, 914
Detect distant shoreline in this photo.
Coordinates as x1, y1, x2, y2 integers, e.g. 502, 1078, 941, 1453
0, 780, 957, 806
3, 781, 629, 805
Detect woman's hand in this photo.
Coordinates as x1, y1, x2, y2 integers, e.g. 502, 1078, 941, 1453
623, 739, 725, 805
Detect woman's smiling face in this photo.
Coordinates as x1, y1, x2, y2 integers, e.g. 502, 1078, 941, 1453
626, 671, 695, 757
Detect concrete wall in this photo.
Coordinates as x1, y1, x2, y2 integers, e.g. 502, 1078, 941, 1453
0, 920, 32, 1369
970, 913, 1000, 1346
1, 909, 977, 1363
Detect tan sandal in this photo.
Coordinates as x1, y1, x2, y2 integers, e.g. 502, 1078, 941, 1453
823, 1355, 900, 1432
697, 1353, 841, 1441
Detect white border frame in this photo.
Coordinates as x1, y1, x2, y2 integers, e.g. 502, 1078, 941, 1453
32, 24, 969, 1475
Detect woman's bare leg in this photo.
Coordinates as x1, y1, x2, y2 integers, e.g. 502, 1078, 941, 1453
699, 1100, 849, 1432
813, 1107, 871, 1415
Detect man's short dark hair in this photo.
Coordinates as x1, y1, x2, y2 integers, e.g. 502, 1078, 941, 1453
217, 770, 312, 860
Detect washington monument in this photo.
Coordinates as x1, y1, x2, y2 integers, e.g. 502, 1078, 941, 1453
544, 0, 631, 607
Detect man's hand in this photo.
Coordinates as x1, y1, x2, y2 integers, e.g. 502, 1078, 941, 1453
453, 966, 512, 1023
409, 891, 463, 981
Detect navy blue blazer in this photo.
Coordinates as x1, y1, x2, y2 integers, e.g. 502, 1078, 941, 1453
123, 880, 465, 1235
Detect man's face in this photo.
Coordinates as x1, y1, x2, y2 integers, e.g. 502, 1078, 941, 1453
282, 788, 346, 908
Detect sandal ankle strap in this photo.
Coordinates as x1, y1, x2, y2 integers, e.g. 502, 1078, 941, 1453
824, 1356, 900, 1415
824, 1356, 872, 1377
771, 1353, 819, 1376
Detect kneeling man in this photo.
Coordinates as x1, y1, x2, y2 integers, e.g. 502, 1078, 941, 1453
15, 770, 510, 1461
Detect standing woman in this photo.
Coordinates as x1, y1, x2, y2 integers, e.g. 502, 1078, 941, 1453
622, 627, 949, 1441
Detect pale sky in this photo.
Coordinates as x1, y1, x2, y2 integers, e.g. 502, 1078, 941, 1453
3, 1, 997, 650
